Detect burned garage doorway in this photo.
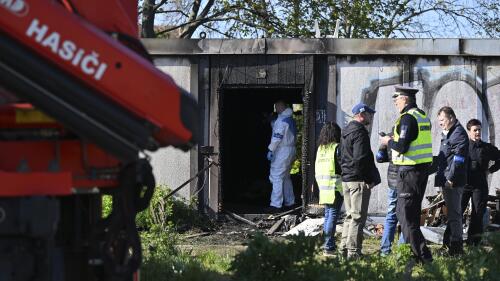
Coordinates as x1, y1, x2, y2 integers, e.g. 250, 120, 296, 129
220, 87, 303, 214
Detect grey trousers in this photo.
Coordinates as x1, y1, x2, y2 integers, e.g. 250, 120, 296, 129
443, 186, 464, 243
340, 181, 371, 255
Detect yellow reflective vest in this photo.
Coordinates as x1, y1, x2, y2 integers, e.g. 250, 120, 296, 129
392, 108, 433, 165
315, 143, 342, 204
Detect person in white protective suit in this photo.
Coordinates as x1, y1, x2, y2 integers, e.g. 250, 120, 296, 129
267, 100, 297, 212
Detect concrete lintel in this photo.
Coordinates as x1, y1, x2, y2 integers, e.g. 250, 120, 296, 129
143, 38, 500, 56
461, 39, 500, 56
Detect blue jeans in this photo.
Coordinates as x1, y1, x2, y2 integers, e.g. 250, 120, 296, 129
380, 187, 405, 254
324, 191, 344, 251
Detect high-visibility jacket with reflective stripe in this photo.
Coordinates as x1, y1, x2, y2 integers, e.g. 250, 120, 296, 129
392, 108, 433, 165
315, 143, 342, 204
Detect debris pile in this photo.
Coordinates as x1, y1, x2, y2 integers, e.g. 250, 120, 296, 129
219, 188, 500, 245
418, 188, 500, 244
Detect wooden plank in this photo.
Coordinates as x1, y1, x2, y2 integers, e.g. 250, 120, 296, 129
302, 55, 315, 209
224, 210, 259, 227
278, 55, 296, 85
218, 56, 231, 85
285, 56, 296, 84
197, 56, 211, 213
246, 55, 258, 84
256, 55, 267, 85
231, 55, 246, 84
295, 55, 305, 84
266, 55, 279, 84
218, 55, 243, 85
327, 56, 337, 121
304, 55, 314, 87
208, 56, 221, 217
267, 218, 285, 235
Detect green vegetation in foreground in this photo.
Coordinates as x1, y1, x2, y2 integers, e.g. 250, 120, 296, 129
103, 189, 500, 281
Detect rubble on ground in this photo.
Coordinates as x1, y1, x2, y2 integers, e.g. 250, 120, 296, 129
190, 188, 500, 247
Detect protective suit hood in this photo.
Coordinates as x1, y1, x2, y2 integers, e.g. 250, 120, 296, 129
279, 108, 293, 119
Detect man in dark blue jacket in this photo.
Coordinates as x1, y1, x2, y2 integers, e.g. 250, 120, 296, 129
435, 106, 469, 256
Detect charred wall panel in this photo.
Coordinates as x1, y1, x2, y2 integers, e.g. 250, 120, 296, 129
207, 54, 315, 215
266, 56, 280, 84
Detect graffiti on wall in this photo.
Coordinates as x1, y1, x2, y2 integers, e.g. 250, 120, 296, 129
360, 65, 500, 145
338, 58, 500, 212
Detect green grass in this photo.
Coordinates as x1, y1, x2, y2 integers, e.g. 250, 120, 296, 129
102, 188, 500, 281
141, 227, 500, 281
196, 251, 233, 274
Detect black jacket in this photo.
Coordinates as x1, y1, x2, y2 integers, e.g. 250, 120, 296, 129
376, 146, 399, 188
468, 140, 500, 189
435, 121, 469, 187
341, 120, 380, 184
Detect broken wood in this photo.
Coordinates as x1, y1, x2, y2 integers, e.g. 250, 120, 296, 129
427, 199, 445, 210
363, 228, 376, 237
282, 215, 298, 232
183, 232, 210, 239
268, 206, 302, 220
223, 210, 259, 227
489, 223, 500, 229
266, 218, 285, 235
421, 199, 445, 226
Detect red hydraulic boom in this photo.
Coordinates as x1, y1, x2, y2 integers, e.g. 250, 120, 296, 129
0, 0, 198, 280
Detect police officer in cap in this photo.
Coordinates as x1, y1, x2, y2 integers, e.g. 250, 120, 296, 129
380, 85, 433, 263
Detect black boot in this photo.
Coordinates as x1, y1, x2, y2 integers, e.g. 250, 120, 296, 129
449, 241, 464, 256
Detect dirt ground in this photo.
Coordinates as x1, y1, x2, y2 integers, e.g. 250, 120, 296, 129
177, 215, 383, 258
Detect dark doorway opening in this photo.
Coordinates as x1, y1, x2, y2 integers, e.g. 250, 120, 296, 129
220, 87, 303, 214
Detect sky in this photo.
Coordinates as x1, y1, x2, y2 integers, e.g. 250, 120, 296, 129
152, 0, 495, 39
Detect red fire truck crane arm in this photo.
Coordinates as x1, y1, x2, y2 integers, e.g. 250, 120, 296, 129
0, 0, 198, 159
0, 1, 199, 280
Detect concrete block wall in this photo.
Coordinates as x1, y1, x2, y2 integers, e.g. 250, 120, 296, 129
336, 56, 500, 212
149, 57, 197, 201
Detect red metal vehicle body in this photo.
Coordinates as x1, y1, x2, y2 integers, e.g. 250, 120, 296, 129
0, 0, 198, 280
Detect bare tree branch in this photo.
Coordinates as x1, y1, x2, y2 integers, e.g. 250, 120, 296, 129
153, 0, 169, 11
155, 9, 189, 17
141, 0, 500, 39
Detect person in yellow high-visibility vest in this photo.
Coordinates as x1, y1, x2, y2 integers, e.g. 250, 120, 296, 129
315, 122, 344, 256
380, 85, 433, 263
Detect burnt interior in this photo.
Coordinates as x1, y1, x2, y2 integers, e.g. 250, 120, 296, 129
220, 87, 303, 213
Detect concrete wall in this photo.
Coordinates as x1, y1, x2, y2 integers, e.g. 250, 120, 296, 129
150, 57, 197, 201
146, 39, 500, 213
336, 57, 405, 213
336, 56, 500, 213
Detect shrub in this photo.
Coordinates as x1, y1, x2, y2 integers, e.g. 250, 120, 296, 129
415, 232, 500, 281
102, 186, 212, 232
230, 233, 500, 281
103, 186, 500, 281
132, 186, 221, 281
140, 229, 230, 281
231, 233, 322, 281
